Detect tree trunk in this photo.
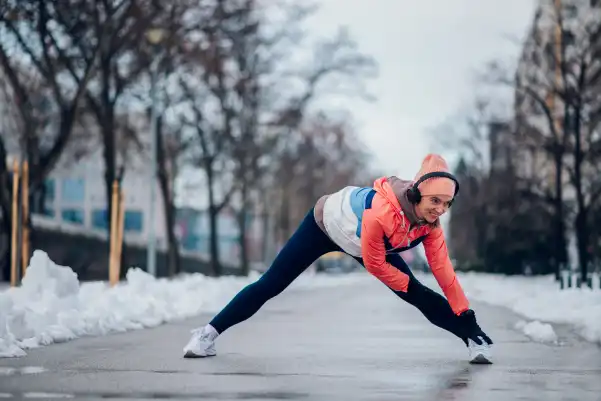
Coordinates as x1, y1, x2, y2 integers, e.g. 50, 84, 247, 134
164, 200, 180, 277
156, 115, 180, 277
553, 149, 568, 279
0, 137, 11, 281
93, 54, 118, 250
101, 115, 116, 244
95, 56, 117, 249
575, 209, 589, 285
237, 179, 249, 275
206, 166, 221, 276
280, 185, 290, 243
261, 201, 270, 263
572, 103, 589, 283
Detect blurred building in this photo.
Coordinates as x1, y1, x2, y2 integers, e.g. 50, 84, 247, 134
488, 121, 514, 173
175, 206, 266, 266
3, 106, 266, 267
513, 0, 600, 191
512, 0, 601, 267
35, 111, 167, 246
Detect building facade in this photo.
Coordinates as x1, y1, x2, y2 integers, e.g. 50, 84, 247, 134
514, 0, 601, 187
3, 106, 267, 267
35, 111, 168, 248
513, 0, 601, 268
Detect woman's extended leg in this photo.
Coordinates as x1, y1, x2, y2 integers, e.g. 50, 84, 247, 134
208, 209, 342, 334
355, 254, 466, 342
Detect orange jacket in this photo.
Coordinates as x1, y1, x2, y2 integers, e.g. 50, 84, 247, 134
360, 177, 469, 315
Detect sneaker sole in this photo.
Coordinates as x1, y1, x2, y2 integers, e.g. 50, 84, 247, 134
469, 353, 492, 365
183, 351, 216, 358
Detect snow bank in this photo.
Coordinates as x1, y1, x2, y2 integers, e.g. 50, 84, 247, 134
515, 320, 558, 344
0, 250, 364, 358
3, 250, 598, 356
432, 272, 601, 345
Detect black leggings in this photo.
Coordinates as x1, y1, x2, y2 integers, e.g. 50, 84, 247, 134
209, 209, 466, 342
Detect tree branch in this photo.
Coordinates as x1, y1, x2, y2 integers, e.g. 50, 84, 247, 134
215, 181, 238, 213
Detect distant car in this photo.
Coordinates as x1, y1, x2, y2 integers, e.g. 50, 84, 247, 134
316, 252, 358, 274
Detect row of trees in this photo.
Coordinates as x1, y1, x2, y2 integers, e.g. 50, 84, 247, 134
445, 2, 601, 281
0, 0, 379, 278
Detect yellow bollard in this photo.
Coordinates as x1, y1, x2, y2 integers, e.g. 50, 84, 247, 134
109, 180, 119, 286
21, 160, 29, 275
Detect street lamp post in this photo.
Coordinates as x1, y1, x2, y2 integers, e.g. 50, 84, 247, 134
145, 28, 166, 277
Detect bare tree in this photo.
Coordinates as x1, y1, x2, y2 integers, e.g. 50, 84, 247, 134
559, 14, 601, 277
154, 110, 193, 277
169, 4, 240, 275
502, 3, 601, 279
450, 1, 601, 279
0, 0, 104, 278
432, 98, 501, 269
266, 26, 378, 244
482, 60, 570, 276
207, 0, 263, 275
45, 0, 168, 245
434, 93, 558, 274
0, 0, 105, 185
212, 0, 323, 274
0, 0, 102, 188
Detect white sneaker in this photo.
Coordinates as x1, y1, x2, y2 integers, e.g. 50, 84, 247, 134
467, 337, 492, 364
183, 324, 218, 358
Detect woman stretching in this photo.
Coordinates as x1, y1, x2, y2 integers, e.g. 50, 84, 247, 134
182, 154, 494, 364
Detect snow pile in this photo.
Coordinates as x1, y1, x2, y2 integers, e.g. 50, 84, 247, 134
515, 320, 558, 344
0, 296, 26, 358
449, 272, 601, 345
0, 250, 364, 358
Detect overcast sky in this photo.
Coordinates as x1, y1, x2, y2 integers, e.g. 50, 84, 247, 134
303, 0, 538, 180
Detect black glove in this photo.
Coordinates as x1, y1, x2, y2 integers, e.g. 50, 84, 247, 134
457, 309, 493, 346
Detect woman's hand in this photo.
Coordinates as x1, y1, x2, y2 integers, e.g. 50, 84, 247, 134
458, 309, 493, 345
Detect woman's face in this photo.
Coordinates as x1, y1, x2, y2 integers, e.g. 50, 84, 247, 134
415, 195, 453, 223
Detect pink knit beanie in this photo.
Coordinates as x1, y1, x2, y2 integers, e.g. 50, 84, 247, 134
414, 154, 456, 198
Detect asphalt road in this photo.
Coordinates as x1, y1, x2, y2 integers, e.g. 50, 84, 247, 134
0, 274, 600, 400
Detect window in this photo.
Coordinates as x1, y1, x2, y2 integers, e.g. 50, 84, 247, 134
42, 179, 56, 217
62, 208, 84, 225
124, 210, 143, 232
44, 179, 55, 202
91, 209, 108, 230
181, 234, 203, 252
92, 209, 143, 231
563, 4, 578, 19
61, 178, 85, 203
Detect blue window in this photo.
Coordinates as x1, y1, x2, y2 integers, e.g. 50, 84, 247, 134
44, 179, 55, 202
124, 210, 143, 232
181, 235, 200, 252
91, 209, 108, 230
62, 208, 84, 225
61, 178, 85, 203
42, 179, 56, 217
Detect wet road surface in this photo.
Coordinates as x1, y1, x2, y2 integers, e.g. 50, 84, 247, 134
0, 273, 600, 400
